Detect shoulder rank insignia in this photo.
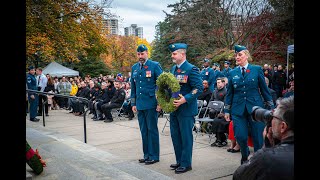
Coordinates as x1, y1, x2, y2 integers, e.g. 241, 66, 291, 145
192, 89, 198, 95
233, 75, 239, 79
192, 67, 199, 71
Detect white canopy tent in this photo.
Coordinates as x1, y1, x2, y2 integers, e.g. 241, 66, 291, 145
286, 45, 294, 84
43, 61, 79, 78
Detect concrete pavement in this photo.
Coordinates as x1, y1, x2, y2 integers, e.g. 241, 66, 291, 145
26, 109, 243, 180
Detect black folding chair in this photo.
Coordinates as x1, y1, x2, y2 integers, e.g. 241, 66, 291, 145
161, 100, 204, 134
161, 111, 170, 134
193, 100, 224, 143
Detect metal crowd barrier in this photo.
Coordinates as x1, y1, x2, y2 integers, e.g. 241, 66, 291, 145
26, 89, 90, 143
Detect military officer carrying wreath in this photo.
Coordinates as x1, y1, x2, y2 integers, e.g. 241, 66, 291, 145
168, 43, 203, 174
224, 45, 274, 165
130, 44, 163, 165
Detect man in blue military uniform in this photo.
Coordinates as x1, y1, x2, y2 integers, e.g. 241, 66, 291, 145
221, 60, 232, 79
168, 43, 203, 174
211, 62, 223, 86
200, 59, 215, 92
26, 66, 40, 122
130, 44, 163, 165
224, 45, 274, 164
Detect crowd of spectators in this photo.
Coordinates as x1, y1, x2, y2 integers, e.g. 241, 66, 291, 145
27, 72, 133, 121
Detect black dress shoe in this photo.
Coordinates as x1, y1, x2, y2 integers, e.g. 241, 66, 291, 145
30, 118, 40, 122
230, 148, 240, 153
170, 163, 180, 169
103, 119, 113, 123
210, 141, 218, 147
241, 157, 248, 165
144, 160, 159, 165
175, 166, 192, 174
216, 141, 227, 147
37, 113, 42, 116
138, 159, 147, 163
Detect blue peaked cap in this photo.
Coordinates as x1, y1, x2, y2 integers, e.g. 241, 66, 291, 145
204, 59, 210, 63
28, 65, 35, 70
213, 63, 220, 67
168, 43, 188, 52
224, 61, 230, 65
137, 44, 148, 52
234, 45, 247, 53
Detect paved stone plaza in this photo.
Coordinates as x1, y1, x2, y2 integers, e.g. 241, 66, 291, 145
26, 109, 244, 180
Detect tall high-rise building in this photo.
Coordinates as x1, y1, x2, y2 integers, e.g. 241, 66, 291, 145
124, 24, 143, 39
102, 18, 119, 35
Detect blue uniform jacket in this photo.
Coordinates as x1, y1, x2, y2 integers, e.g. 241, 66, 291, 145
171, 60, 203, 116
200, 67, 215, 91
222, 67, 233, 78
130, 59, 163, 110
26, 73, 37, 96
224, 64, 274, 116
213, 70, 223, 82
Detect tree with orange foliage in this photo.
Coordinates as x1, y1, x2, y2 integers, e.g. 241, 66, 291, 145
101, 35, 152, 74
26, 0, 108, 69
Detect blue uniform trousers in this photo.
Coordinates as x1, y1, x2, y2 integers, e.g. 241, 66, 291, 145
170, 113, 194, 167
232, 110, 265, 159
137, 108, 159, 160
28, 95, 39, 119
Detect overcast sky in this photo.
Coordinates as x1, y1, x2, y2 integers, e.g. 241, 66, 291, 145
100, 0, 179, 43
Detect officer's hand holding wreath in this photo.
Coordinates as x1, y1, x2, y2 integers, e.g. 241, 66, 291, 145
156, 72, 181, 113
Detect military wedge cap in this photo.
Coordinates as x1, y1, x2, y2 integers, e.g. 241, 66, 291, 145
137, 44, 148, 52
213, 63, 220, 67
234, 45, 247, 53
28, 65, 35, 70
169, 43, 188, 52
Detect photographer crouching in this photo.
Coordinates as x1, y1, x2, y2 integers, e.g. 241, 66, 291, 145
233, 96, 294, 180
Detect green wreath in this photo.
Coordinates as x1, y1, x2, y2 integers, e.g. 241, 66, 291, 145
156, 72, 181, 113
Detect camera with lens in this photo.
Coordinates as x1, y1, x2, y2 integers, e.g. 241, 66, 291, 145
251, 106, 273, 125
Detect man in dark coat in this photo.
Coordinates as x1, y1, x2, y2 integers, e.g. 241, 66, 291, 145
233, 96, 294, 180
101, 80, 126, 122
